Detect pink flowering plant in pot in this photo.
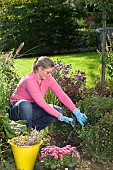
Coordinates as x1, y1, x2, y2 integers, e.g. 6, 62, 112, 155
39, 145, 80, 169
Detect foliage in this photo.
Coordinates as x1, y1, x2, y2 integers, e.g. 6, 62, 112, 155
0, 147, 15, 170
93, 79, 113, 97
96, 36, 113, 96
106, 37, 113, 78
0, 43, 24, 113
102, 80, 113, 97
0, 52, 19, 112
0, 0, 99, 55
73, 29, 99, 53
45, 60, 86, 107
85, 0, 113, 12
0, 116, 27, 139
0, 117, 44, 169
0, 117, 26, 170
84, 0, 113, 94
80, 111, 113, 163
0, 0, 79, 55
77, 96, 113, 163
97, 37, 113, 79
77, 96, 113, 125
106, 52, 113, 78
38, 145, 80, 169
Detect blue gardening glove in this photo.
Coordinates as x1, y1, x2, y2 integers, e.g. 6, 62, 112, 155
73, 108, 87, 126
58, 114, 73, 124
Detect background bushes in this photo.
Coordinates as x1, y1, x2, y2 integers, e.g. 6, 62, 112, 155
0, 0, 99, 56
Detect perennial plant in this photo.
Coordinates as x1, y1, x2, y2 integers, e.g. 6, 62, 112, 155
8, 128, 43, 147
53, 60, 86, 104
39, 145, 80, 169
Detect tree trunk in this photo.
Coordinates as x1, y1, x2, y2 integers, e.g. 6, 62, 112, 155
100, 12, 106, 95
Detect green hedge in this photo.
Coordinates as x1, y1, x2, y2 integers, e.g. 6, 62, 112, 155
0, 0, 98, 56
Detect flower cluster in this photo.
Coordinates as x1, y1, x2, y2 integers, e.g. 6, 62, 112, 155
11, 128, 43, 147
53, 60, 86, 104
39, 145, 80, 169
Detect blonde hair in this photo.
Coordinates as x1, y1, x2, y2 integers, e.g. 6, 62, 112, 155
33, 56, 54, 72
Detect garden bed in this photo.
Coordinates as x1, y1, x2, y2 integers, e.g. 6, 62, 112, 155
76, 157, 113, 170
34, 130, 113, 170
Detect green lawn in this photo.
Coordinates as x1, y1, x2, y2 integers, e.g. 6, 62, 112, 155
14, 52, 100, 87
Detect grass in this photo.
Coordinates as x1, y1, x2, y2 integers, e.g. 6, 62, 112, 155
14, 52, 100, 87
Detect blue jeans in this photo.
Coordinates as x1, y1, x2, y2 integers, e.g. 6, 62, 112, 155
8, 100, 63, 130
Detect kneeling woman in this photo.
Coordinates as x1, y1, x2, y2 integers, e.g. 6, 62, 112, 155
9, 56, 87, 130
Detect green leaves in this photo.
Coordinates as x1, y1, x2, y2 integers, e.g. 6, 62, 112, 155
77, 96, 113, 163
0, 116, 27, 138
0, 49, 20, 112
85, 0, 113, 12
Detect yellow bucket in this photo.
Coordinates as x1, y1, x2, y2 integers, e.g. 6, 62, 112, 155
8, 138, 43, 170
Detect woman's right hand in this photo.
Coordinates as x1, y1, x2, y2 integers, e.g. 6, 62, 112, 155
58, 114, 73, 124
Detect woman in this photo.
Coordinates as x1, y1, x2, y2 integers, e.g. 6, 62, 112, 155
9, 56, 87, 130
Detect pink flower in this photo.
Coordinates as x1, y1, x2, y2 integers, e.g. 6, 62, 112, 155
76, 152, 80, 159
54, 153, 59, 160
39, 144, 80, 168
59, 153, 63, 158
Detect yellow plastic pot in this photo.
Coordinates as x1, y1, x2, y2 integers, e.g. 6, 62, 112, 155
8, 138, 43, 170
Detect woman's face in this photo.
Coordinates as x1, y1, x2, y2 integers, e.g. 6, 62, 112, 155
37, 67, 54, 80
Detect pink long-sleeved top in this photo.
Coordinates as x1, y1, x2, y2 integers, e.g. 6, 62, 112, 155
10, 72, 76, 118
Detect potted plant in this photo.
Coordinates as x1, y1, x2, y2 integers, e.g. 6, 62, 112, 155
8, 128, 43, 170
38, 145, 80, 170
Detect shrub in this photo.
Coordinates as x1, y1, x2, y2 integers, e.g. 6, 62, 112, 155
77, 96, 113, 163
77, 96, 113, 125
0, 1, 98, 55
80, 111, 113, 163
0, 52, 19, 112
0, 43, 24, 113
76, 29, 99, 52
0, 0, 79, 55
94, 79, 113, 97
49, 60, 86, 105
